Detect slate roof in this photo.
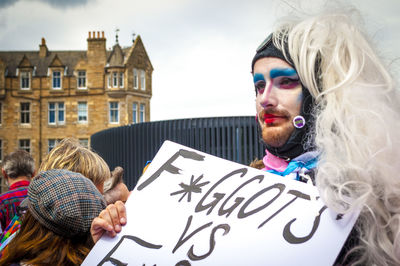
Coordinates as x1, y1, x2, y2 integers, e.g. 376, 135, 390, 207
0, 34, 153, 77
0, 50, 87, 77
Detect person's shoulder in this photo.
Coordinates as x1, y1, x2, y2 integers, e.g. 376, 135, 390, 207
0, 190, 12, 202
12, 180, 30, 189
0, 187, 28, 206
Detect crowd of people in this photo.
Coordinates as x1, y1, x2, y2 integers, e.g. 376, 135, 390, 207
0, 139, 127, 265
0, 5, 399, 265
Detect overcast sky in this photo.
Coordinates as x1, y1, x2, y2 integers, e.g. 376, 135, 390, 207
1, 0, 399, 121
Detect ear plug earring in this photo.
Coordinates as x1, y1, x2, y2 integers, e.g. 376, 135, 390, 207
293, 115, 305, 128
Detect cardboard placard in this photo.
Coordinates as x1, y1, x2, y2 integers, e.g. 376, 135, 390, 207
83, 141, 358, 265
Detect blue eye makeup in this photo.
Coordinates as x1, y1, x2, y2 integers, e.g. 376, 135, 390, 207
270, 68, 297, 79
253, 68, 300, 95
270, 68, 300, 89
253, 73, 266, 94
253, 73, 265, 83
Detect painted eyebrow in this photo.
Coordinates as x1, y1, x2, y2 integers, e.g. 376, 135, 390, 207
270, 68, 297, 79
253, 73, 265, 83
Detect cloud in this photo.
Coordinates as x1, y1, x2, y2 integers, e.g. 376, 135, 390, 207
0, 0, 399, 121
0, 0, 95, 9
37, 0, 94, 8
0, 0, 16, 8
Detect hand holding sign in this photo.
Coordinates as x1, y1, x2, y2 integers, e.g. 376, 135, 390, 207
83, 141, 359, 265
91, 200, 127, 243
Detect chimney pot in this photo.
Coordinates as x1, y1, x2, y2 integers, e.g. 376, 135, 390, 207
41, 37, 46, 45
92, 31, 95, 38
102, 31, 104, 38
97, 31, 100, 38
89, 31, 91, 38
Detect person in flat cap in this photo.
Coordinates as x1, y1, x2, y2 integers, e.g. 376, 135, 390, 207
250, 5, 400, 266
0, 169, 106, 265
40, 137, 130, 205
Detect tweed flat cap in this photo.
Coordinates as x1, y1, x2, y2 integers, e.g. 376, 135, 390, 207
24, 169, 106, 237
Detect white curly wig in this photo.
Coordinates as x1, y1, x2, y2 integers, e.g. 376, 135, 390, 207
272, 6, 400, 265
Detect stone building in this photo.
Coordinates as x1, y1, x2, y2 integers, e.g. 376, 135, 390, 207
0, 31, 153, 176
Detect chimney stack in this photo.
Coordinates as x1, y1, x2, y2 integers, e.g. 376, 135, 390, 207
39, 37, 48, 58
87, 30, 107, 87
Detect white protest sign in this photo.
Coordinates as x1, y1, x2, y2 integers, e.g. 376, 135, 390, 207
83, 140, 358, 266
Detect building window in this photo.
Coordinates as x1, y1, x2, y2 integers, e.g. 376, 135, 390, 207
133, 68, 138, 89
119, 72, 124, 88
132, 103, 137, 124
20, 71, 30, 90
48, 102, 65, 125
112, 72, 118, 88
77, 71, 86, 89
48, 139, 62, 153
77, 102, 88, 123
0, 102, 2, 126
109, 102, 119, 124
140, 70, 146, 91
79, 138, 89, 149
19, 139, 30, 153
20, 102, 30, 124
52, 71, 61, 89
140, 103, 145, 122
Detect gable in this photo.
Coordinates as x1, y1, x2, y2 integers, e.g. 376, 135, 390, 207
18, 55, 33, 68
49, 54, 64, 67
108, 44, 125, 67
126, 35, 153, 71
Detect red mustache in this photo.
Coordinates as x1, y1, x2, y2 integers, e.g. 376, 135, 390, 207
261, 108, 290, 118
259, 108, 290, 123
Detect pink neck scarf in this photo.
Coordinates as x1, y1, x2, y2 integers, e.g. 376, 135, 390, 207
262, 149, 289, 172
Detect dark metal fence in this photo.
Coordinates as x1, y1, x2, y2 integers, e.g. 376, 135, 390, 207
91, 116, 265, 190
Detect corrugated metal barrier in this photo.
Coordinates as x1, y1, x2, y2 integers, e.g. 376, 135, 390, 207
91, 116, 265, 190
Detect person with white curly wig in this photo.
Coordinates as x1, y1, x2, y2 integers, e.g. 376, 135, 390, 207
250, 6, 400, 265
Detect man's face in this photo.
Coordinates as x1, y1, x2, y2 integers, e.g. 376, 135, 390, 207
254, 57, 302, 147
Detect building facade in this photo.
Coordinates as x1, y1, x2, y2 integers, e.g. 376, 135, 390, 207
0, 31, 153, 171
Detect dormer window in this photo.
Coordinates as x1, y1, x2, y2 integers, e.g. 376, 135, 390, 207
20, 71, 30, 90
52, 71, 61, 89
